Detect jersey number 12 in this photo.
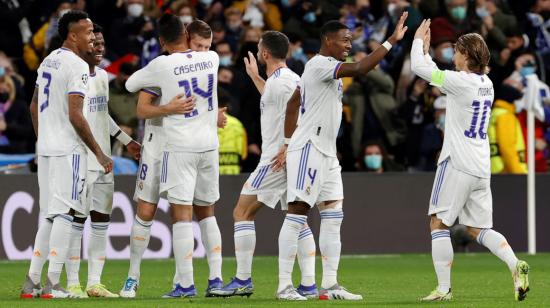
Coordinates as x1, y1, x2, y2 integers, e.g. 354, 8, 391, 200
464, 100, 491, 140
177, 73, 214, 118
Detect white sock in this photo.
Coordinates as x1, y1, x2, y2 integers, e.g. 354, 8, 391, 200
65, 221, 84, 286
234, 221, 255, 280
199, 216, 223, 280
319, 209, 343, 289
298, 224, 316, 287
87, 222, 109, 287
47, 214, 73, 285
173, 222, 194, 288
28, 218, 53, 284
128, 215, 152, 280
431, 229, 453, 293
278, 214, 306, 292
477, 229, 518, 273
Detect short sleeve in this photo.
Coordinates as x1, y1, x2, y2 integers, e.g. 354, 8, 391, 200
141, 87, 161, 97
125, 57, 162, 92
314, 57, 342, 81
67, 62, 89, 97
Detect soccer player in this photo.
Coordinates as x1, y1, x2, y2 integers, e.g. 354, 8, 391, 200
124, 15, 224, 298
62, 23, 141, 299
271, 14, 408, 300
411, 20, 530, 302
21, 10, 113, 299
120, 19, 226, 299
211, 31, 317, 299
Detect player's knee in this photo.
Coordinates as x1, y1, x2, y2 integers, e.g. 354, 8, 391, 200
287, 202, 309, 216
429, 215, 448, 231
73, 215, 87, 224
171, 204, 193, 223
194, 205, 214, 221
319, 200, 343, 211
90, 211, 110, 222
466, 226, 482, 239
137, 201, 157, 221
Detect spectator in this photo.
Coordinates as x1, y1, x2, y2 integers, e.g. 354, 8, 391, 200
217, 88, 247, 175
0, 0, 35, 59
286, 32, 307, 75
417, 96, 446, 171
361, 140, 404, 173
231, 0, 283, 30
431, 0, 480, 41
109, 62, 139, 141
488, 83, 528, 174
0, 74, 34, 154
475, 0, 518, 58
216, 41, 234, 67
218, 66, 240, 115
173, 1, 197, 25
224, 7, 244, 52
430, 21, 457, 70
211, 21, 227, 49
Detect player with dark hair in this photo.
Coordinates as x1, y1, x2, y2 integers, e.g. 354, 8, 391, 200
211, 30, 317, 299
271, 14, 408, 300
21, 10, 113, 299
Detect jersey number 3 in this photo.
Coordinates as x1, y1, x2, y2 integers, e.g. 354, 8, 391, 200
40, 72, 52, 112
464, 100, 491, 140
178, 73, 214, 118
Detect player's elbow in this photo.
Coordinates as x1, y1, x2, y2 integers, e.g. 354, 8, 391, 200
68, 108, 84, 128
29, 101, 38, 117
136, 105, 147, 119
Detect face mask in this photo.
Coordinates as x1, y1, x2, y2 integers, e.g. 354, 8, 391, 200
179, 15, 193, 25
281, 0, 290, 7
127, 3, 144, 18
292, 47, 303, 59
450, 6, 467, 21
475, 7, 489, 18
0, 92, 9, 103
200, 0, 213, 6
436, 115, 446, 130
0, 67, 5, 77
441, 47, 454, 63
59, 9, 70, 18
520, 66, 536, 77
303, 12, 316, 23
227, 21, 241, 31
387, 3, 397, 16
364, 154, 382, 170
219, 55, 232, 67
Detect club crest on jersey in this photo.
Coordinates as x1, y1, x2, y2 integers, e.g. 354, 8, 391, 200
82, 74, 88, 85
187, 54, 192, 59
138, 181, 144, 190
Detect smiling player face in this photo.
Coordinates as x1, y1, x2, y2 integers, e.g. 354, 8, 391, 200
326, 28, 352, 61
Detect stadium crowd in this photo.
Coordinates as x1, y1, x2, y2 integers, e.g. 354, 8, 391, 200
1, 0, 550, 173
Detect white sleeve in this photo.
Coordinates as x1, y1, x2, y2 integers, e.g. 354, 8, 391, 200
314, 57, 343, 81
410, 38, 464, 95
109, 115, 132, 145
125, 59, 160, 93
67, 62, 89, 97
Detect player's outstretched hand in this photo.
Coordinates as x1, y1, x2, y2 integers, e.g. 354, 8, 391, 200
414, 19, 431, 41
423, 26, 431, 54
166, 94, 196, 115
388, 12, 408, 44
244, 51, 259, 78
126, 140, 141, 160
97, 152, 113, 174
271, 144, 287, 172
217, 107, 228, 128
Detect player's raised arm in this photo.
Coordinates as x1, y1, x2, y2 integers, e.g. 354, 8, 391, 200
136, 90, 196, 119
244, 51, 266, 94
336, 12, 408, 78
410, 19, 440, 83
29, 86, 39, 136
68, 93, 113, 173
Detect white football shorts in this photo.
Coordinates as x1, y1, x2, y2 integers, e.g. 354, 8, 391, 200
86, 170, 114, 215
241, 163, 287, 210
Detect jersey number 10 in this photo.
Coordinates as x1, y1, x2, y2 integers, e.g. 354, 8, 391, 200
464, 100, 492, 140
178, 73, 214, 118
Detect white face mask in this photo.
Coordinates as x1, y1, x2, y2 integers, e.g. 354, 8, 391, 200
127, 3, 144, 18
59, 9, 70, 18
179, 15, 193, 25
387, 3, 397, 16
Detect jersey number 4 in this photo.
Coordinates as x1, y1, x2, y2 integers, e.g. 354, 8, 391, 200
464, 100, 491, 139
178, 73, 214, 118
40, 72, 52, 112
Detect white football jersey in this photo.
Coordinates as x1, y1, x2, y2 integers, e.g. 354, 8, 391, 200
83, 67, 111, 171
259, 67, 300, 165
126, 50, 219, 152
36, 47, 89, 156
140, 87, 165, 148
411, 39, 493, 178
288, 55, 343, 157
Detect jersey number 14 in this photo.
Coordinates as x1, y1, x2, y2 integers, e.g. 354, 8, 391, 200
464, 100, 491, 140
178, 73, 214, 118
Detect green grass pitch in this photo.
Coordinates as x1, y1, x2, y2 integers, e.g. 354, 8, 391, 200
0, 253, 549, 307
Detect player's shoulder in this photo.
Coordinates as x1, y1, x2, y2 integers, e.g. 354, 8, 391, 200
271, 68, 300, 87
94, 67, 109, 80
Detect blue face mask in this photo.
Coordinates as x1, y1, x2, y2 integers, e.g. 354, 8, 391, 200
219, 55, 232, 67
520, 66, 536, 77
450, 6, 467, 21
436, 115, 446, 130
0, 66, 5, 77
292, 47, 304, 59
441, 47, 454, 63
303, 12, 316, 23
364, 154, 382, 170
